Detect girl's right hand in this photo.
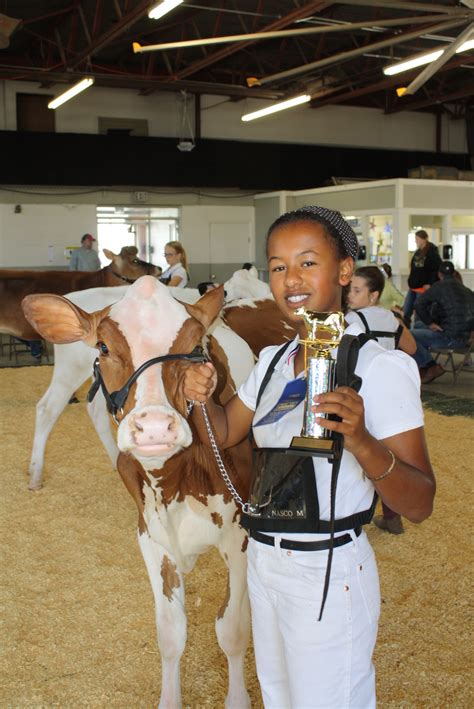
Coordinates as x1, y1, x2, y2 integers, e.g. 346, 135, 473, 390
183, 362, 218, 403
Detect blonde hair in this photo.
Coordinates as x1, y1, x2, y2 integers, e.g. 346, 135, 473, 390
166, 241, 189, 273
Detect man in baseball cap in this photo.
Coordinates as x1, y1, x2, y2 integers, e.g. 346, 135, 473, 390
69, 233, 101, 271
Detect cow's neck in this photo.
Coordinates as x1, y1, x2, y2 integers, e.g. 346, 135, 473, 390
103, 266, 136, 286
142, 438, 251, 509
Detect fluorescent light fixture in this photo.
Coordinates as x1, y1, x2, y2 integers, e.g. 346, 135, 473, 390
384, 38, 474, 76
48, 77, 94, 109
148, 0, 183, 20
241, 94, 311, 122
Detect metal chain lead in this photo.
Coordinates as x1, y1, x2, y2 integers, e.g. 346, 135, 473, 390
198, 402, 251, 513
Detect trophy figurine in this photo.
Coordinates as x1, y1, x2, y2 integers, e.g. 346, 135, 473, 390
289, 308, 345, 458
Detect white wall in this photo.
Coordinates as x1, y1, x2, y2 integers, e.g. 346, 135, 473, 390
0, 203, 96, 267
1, 80, 467, 153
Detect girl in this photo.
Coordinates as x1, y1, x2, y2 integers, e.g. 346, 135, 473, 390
160, 241, 189, 287
347, 266, 417, 536
347, 265, 416, 356
378, 262, 405, 310
184, 206, 435, 709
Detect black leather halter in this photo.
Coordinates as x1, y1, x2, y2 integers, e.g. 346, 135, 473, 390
87, 346, 208, 422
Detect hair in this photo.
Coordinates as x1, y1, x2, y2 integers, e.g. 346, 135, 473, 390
166, 240, 189, 273
415, 229, 429, 241
354, 266, 385, 297
380, 263, 392, 279
266, 208, 352, 261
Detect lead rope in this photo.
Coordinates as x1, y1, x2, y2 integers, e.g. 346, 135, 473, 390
189, 400, 252, 514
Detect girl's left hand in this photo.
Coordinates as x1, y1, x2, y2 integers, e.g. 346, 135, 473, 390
311, 386, 371, 456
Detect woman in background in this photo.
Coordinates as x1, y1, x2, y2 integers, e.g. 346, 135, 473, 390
378, 263, 405, 310
160, 241, 189, 288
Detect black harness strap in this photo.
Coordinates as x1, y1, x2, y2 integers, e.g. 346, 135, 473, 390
354, 310, 400, 348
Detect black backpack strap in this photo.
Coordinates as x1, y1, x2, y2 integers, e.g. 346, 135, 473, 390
394, 324, 403, 349
336, 333, 371, 393
355, 310, 371, 334
255, 340, 294, 409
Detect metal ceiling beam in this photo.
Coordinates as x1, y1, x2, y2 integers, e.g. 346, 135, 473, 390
62, 0, 154, 70
386, 82, 474, 112
174, 0, 335, 80
132, 13, 467, 53
257, 16, 471, 85
333, 0, 467, 14
308, 54, 474, 108
0, 66, 284, 100
404, 21, 474, 95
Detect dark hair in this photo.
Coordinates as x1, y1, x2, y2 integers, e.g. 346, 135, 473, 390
266, 206, 358, 262
439, 260, 455, 276
415, 229, 429, 241
380, 263, 392, 279
354, 266, 385, 296
197, 281, 215, 296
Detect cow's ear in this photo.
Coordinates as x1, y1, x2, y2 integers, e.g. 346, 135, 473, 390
103, 248, 118, 262
22, 294, 97, 345
185, 285, 225, 330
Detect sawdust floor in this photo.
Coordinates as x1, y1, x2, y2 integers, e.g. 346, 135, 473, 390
1, 366, 473, 708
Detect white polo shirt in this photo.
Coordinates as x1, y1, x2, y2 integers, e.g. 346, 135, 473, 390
238, 322, 423, 524
161, 263, 188, 288
346, 306, 401, 351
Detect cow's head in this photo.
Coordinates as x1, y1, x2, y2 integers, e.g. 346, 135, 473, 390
104, 246, 161, 281
22, 277, 224, 469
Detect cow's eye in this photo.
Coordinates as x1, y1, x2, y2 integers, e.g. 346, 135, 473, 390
132, 258, 139, 264
97, 341, 109, 355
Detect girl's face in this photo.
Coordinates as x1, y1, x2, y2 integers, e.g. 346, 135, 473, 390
164, 247, 180, 267
348, 275, 379, 310
267, 220, 353, 336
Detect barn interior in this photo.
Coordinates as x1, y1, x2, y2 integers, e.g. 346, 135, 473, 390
0, 1, 473, 707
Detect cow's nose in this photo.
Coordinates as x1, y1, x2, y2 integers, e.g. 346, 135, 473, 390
130, 410, 179, 448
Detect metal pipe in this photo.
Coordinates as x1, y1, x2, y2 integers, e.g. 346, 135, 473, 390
132, 14, 468, 54
404, 21, 474, 95
257, 17, 470, 86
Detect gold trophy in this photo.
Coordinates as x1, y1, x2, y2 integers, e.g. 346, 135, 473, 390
290, 309, 345, 458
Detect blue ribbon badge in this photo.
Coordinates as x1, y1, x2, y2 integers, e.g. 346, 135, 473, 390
254, 378, 307, 427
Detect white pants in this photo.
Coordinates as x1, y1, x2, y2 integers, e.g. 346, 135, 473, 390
247, 530, 380, 709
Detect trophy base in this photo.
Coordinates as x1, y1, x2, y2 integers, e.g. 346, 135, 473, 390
288, 435, 341, 460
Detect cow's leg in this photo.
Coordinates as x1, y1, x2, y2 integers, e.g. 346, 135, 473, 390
138, 531, 186, 709
86, 390, 119, 469
216, 527, 251, 709
28, 366, 89, 490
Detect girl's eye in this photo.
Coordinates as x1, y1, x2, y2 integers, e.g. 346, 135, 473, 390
271, 265, 286, 273
302, 260, 316, 267
97, 341, 109, 355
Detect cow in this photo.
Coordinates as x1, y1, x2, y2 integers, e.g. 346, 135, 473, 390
22, 277, 254, 708
222, 297, 296, 356
0, 246, 160, 340
27, 282, 296, 491
223, 267, 271, 302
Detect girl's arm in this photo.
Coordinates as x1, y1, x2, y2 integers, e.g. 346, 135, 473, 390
168, 275, 183, 287
183, 362, 254, 449
398, 324, 417, 355
313, 387, 435, 522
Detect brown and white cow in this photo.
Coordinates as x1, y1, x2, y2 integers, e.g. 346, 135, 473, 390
1, 246, 159, 339
222, 297, 297, 355
22, 277, 253, 708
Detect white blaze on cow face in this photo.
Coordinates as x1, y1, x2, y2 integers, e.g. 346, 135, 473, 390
109, 277, 194, 468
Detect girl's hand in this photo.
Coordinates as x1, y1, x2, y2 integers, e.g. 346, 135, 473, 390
311, 386, 371, 456
183, 361, 217, 403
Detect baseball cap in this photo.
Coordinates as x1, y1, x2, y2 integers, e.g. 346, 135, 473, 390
439, 260, 455, 275
81, 233, 96, 243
